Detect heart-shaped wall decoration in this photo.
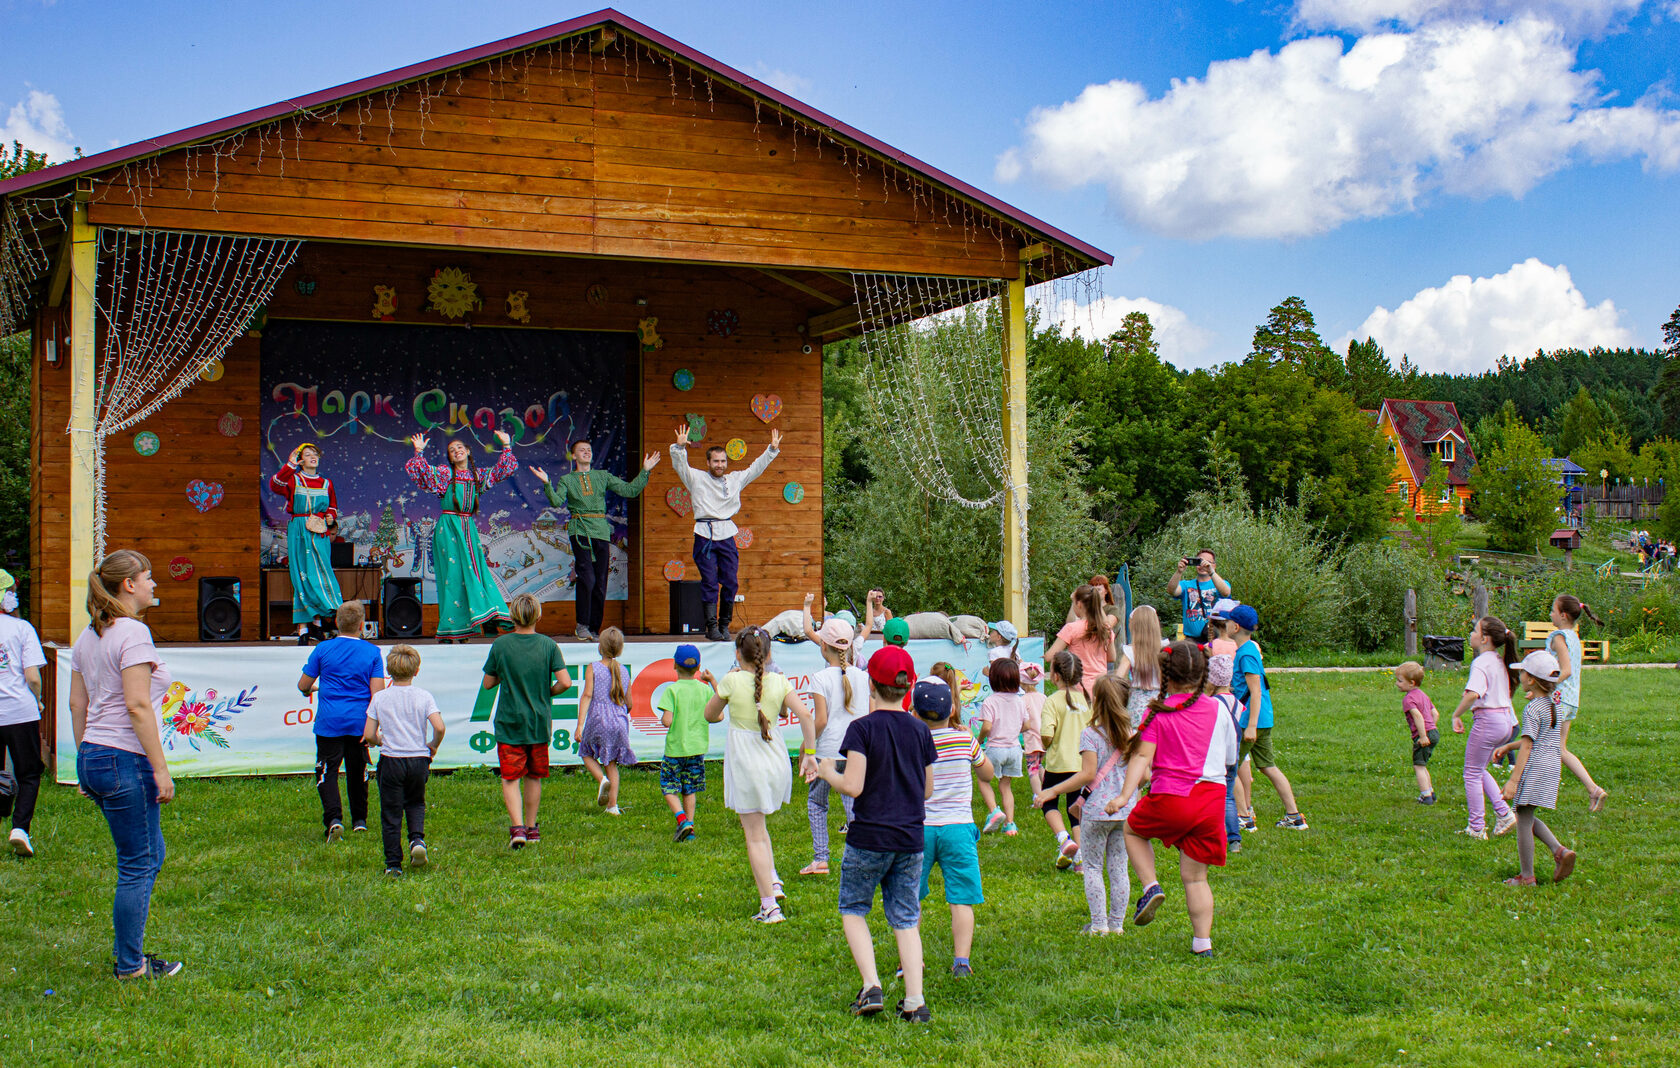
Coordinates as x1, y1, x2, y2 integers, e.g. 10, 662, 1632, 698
186, 479, 225, 513
750, 393, 782, 423
167, 556, 195, 581
217, 413, 243, 437
665, 485, 692, 517
706, 308, 739, 337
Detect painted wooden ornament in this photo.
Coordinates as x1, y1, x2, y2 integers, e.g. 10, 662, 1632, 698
185, 479, 225, 513
706, 308, 739, 337
662, 559, 687, 582
217, 413, 243, 437
638, 316, 664, 351
505, 290, 532, 324
665, 485, 693, 517
293, 275, 317, 296
428, 267, 482, 319
783, 482, 805, 504
672, 368, 695, 391
734, 527, 754, 549
750, 393, 783, 423
167, 556, 195, 582
725, 438, 747, 462
133, 431, 160, 456
585, 283, 608, 306
372, 285, 397, 321
243, 304, 268, 336
685, 413, 707, 442
199, 360, 225, 383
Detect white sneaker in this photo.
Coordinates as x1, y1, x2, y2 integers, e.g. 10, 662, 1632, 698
1105, 920, 1125, 936
8, 828, 32, 857
752, 905, 786, 924
1493, 811, 1518, 836
1456, 824, 1489, 841
596, 777, 610, 807
605, 805, 622, 816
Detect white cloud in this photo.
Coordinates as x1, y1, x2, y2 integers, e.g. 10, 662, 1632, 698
0, 89, 76, 164
1339, 258, 1635, 373
1295, 0, 1645, 35
1034, 292, 1214, 365
997, 17, 1680, 239
748, 62, 813, 98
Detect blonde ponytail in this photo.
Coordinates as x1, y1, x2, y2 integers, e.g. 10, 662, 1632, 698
88, 550, 151, 636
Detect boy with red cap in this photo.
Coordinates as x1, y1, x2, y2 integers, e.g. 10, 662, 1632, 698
814, 645, 938, 1023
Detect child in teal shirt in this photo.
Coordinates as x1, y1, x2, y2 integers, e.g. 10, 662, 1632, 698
659, 643, 714, 842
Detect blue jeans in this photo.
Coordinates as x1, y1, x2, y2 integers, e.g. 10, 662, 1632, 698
838, 845, 924, 929
1225, 763, 1241, 845
77, 743, 166, 974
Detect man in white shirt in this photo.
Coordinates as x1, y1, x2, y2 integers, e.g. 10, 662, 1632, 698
669, 424, 781, 641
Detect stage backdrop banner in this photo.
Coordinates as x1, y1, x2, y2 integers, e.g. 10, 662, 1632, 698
54, 638, 1044, 782
259, 321, 638, 604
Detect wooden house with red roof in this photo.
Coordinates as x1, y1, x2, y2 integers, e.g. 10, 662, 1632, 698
0, 8, 1108, 645
1375, 399, 1477, 517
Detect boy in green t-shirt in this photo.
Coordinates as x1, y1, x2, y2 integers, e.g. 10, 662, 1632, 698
482, 594, 571, 850
658, 643, 714, 842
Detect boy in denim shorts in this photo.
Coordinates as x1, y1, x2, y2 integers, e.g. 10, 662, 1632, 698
658, 644, 714, 842
814, 645, 938, 1022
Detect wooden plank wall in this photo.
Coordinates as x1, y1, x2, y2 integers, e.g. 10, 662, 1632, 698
85, 43, 1019, 278
34, 242, 822, 642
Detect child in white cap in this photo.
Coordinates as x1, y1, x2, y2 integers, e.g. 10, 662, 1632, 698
1493, 650, 1577, 887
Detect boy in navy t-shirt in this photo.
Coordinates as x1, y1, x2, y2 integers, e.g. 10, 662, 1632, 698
298, 601, 386, 840
814, 645, 938, 1023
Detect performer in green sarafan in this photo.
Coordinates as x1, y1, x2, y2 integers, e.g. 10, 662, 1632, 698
406, 429, 518, 642
530, 440, 660, 641
268, 441, 344, 644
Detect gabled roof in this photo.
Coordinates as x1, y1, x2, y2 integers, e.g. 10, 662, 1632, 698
1377, 399, 1477, 486
1544, 457, 1588, 476
0, 8, 1109, 270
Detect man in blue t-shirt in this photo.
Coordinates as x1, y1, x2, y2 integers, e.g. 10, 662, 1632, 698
297, 602, 387, 840
1169, 549, 1231, 640
814, 645, 938, 1023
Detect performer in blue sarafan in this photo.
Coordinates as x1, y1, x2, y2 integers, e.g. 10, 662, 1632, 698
669, 424, 780, 642
268, 442, 343, 644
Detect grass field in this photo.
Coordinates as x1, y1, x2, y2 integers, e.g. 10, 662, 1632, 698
4, 668, 1677, 1067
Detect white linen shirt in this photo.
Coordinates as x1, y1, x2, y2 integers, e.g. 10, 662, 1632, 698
668, 444, 779, 540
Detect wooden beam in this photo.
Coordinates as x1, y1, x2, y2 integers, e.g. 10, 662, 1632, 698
756, 268, 844, 307
46, 230, 73, 307
1000, 263, 1029, 632
67, 194, 97, 640
806, 303, 861, 338
590, 27, 617, 53
1019, 242, 1050, 262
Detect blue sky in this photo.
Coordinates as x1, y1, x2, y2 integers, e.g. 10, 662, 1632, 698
4, 0, 1677, 371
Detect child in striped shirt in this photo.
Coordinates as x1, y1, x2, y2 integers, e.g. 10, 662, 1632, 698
914, 678, 994, 978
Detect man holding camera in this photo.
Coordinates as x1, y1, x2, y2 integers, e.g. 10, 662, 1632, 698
1169, 550, 1231, 641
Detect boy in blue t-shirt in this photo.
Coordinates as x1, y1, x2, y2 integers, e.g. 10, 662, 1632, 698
298, 601, 387, 840
815, 645, 938, 1023
1226, 605, 1307, 831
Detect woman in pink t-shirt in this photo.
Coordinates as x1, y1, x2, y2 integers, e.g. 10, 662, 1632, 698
1047, 585, 1118, 698
69, 550, 182, 980
1111, 642, 1239, 957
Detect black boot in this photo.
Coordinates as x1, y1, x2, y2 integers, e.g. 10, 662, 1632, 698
718, 603, 735, 641
704, 610, 726, 643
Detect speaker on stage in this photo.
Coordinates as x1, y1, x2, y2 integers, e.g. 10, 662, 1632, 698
198, 577, 242, 642
383, 578, 423, 639
669, 580, 705, 636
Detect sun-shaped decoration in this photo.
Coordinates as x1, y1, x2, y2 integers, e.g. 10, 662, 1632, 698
427, 267, 482, 320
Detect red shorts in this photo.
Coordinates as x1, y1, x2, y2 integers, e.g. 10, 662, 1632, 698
498, 743, 550, 781
1126, 781, 1227, 867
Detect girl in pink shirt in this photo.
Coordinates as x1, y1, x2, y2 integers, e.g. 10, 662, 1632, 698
1450, 617, 1520, 839
1047, 585, 1117, 698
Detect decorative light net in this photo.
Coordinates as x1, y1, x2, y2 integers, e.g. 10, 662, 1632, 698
0, 196, 68, 338
79, 227, 303, 552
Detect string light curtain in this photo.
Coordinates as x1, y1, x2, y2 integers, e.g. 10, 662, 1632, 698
81, 227, 302, 553
0, 196, 68, 338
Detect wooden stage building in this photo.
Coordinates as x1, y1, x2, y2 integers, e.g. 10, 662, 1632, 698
0, 8, 1109, 649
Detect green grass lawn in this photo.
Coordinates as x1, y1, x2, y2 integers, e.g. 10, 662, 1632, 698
4, 669, 1677, 1066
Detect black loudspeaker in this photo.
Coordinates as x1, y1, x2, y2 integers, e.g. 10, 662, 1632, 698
330, 541, 355, 568
383, 578, 423, 638
197, 577, 242, 642
668, 579, 705, 636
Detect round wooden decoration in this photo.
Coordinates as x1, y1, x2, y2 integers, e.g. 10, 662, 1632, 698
672, 368, 695, 391
726, 437, 747, 461
217, 412, 243, 437
167, 556, 195, 582
706, 308, 739, 337
585, 283, 608, 306
783, 482, 805, 504
133, 432, 160, 456
734, 527, 754, 549
663, 559, 686, 582
200, 359, 225, 382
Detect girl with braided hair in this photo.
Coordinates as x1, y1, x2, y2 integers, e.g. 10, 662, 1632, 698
704, 626, 817, 923
1110, 641, 1239, 957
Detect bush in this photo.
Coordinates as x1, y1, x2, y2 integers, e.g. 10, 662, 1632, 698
1133, 493, 1343, 651
1338, 542, 1452, 652
1486, 568, 1680, 641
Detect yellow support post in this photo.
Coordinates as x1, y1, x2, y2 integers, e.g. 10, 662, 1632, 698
68, 194, 97, 640
1000, 262, 1029, 633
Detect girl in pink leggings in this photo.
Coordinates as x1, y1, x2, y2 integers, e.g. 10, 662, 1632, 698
1450, 616, 1520, 840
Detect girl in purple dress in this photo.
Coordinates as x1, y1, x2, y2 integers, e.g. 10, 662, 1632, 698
577, 626, 637, 814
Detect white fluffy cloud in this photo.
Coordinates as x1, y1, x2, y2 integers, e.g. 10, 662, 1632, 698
0, 89, 76, 164
1295, 0, 1645, 34
1340, 258, 1635, 373
997, 17, 1680, 239
1033, 292, 1214, 366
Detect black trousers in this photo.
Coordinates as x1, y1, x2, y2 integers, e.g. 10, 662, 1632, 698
315, 735, 369, 829
376, 755, 431, 868
572, 535, 610, 633
0, 720, 44, 832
